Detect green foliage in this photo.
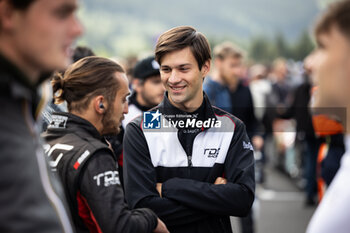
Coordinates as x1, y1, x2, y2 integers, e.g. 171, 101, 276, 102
248, 30, 315, 63
77, 0, 319, 60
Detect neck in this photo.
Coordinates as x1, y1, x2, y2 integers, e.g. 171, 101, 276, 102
213, 70, 239, 91
71, 109, 103, 135
0, 39, 39, 84
212, 71, 224, 85
227, 77, 239, 91
169, 91, 203, 113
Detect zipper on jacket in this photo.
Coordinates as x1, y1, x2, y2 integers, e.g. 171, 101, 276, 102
188, 155, 193, 167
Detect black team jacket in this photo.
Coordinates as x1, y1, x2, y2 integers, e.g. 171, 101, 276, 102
0, 54, 74, 233
42, 112, 158, 233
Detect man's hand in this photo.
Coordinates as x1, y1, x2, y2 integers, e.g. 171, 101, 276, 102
214, 177, 227, 185
156, 183, 162, 197
153, 218, 169, 233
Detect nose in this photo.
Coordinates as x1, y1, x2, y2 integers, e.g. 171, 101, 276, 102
70, 16, 84, 38
168, 70, 181, 84
123, 102, 129, 114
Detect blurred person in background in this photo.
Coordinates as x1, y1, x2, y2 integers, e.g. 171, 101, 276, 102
306, 0, 350, 232
248, 64, 271, 184
265, 58, 298, 179
72, 46, 95, 63
266, 58, 294, 128
204, 42, 261, 140
268, 58, 292, 106
123, 56, 164, 127
42, 56, 169, 233
249, 64, 270, 124
0, 0, 82, 232
204, 41, 262, 233
107, 55, 164, 187
277, 53, 320, 206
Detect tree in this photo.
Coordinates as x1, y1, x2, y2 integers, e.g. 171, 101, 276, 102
292, 30, 315, 61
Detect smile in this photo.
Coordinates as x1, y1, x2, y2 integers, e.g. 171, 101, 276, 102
169, 85, 186, 91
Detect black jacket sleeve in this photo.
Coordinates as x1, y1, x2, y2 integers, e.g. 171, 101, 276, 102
123, 122, 209, 227
79, 151, 158, 233
161, 122, 255, 217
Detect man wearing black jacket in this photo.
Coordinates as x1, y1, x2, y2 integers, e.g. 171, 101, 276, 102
123, 26, 255, 233
42, 56, 168, 233
0, 0, 82, 232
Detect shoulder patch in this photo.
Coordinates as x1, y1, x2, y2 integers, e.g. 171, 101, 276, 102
48, 115, 68, 129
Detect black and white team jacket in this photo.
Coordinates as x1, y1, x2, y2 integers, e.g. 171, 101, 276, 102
123, 92, 255, 233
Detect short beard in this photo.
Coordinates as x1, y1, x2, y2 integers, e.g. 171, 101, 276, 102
101, 103, 120, 136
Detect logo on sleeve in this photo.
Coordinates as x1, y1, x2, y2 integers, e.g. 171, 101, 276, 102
143, 110, 161, 129
243, 141, 254, 151
93, 171, 120, 187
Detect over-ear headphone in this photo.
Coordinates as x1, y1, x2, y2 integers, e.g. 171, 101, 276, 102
99, 102, 105, 109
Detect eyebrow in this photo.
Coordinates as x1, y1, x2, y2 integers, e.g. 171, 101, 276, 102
161, 63, 192, 69
54, 2, 78, 14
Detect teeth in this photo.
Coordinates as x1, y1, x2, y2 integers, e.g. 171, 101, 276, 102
171, 86, 185, 91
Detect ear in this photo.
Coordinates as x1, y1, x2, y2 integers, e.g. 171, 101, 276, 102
132, 78, 143, 92
93, 95, 106, 115
0, 1, 19, 31
201, 60, 211, 78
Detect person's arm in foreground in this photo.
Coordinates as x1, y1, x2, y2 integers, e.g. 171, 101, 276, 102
123, 122, 209, 227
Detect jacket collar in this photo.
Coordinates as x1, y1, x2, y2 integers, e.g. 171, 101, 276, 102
0, 52, 52, 93
0, 52, 53, 120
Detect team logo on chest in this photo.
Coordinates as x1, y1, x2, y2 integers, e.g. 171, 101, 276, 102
204, 148, 221, 158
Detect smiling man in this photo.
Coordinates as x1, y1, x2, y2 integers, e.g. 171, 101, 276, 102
123, 26, 255, 233
0, 0, 82, 232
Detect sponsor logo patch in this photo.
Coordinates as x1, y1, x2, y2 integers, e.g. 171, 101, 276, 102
243, 141, 254, 151
93, 171, 120, 187
48, 115, 68, 129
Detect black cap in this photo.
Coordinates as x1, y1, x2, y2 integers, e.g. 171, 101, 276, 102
133, 56, 160, 80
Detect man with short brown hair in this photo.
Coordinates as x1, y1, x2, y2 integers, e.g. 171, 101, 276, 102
123, 26, 255, 233
307, 1, 350, 232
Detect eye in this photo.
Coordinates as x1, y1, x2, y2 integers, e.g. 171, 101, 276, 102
53, 6, 75, 19
161, 67, 171, 73
152, 79, 162, 84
